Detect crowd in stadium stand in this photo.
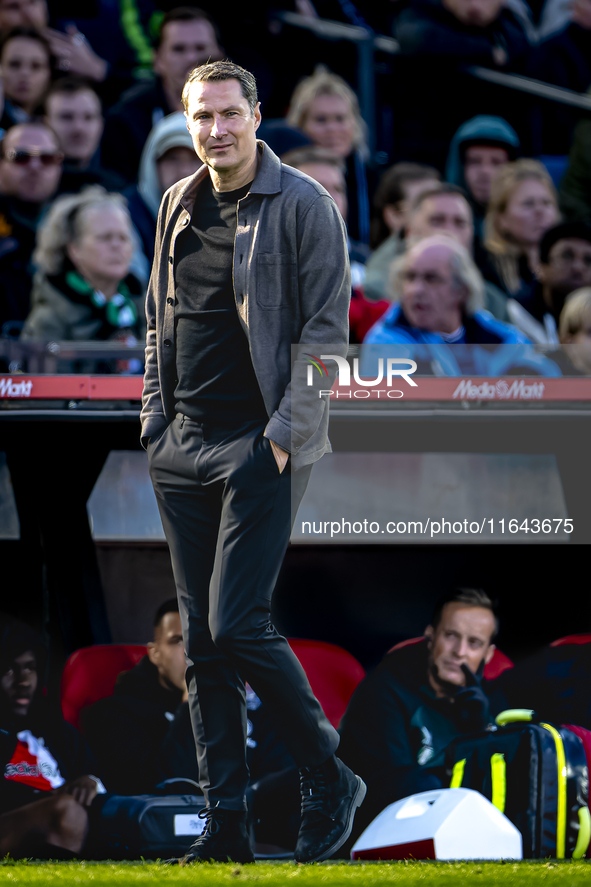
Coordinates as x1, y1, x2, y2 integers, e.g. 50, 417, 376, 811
0, 0, 590, 371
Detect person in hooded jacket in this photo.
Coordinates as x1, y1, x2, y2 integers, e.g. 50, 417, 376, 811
124, 112, 200, 264
0, 614, 106, 858
445, 115, 520, 243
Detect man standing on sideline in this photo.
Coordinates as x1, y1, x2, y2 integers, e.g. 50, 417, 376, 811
141, 60, 364, 864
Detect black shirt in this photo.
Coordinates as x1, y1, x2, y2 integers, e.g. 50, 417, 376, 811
173, 179, 267, 424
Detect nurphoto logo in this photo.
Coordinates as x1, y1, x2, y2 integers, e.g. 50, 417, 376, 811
305, 354, 417, 399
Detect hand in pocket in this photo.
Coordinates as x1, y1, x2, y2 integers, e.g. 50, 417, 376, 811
268, 438, 290, 473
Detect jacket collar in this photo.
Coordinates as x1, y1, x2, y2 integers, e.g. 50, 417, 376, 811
179, 140, 281, 215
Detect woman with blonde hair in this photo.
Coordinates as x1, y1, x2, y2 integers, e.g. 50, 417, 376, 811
483, 158, 560, 299
21, 186, 145, 348
286, 67, 371, 245
556, 287, 591, 374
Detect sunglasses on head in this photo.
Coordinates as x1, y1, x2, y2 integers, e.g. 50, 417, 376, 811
3, 149, 64, 166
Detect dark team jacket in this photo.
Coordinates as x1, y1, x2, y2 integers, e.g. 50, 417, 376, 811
82, 655, 185, 795
338, 640, 508, 801
82, 655, 295, 795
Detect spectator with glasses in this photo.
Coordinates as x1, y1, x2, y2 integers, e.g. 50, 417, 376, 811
361, 235, 561, 377
21, 185, 145, 355
0, 120, 62, 330
406, 185, 510, 321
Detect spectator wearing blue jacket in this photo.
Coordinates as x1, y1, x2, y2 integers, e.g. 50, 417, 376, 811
362, 236, 562, 377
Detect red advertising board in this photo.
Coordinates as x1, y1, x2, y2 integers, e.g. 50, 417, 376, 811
2, 375, 591, 402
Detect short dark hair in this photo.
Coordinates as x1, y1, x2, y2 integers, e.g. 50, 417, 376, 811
0, 25, 51, 60
282, 145, 345, 175
45, 77, 102, 112
430, 588, 499, 639
158, 6, 220, 49
410, 183, 469, 217
540, 222, 591, 265
182, 60, 257, 115
0, 614, 45, 679
374, 162, 441, 214
153, 598, 179, 629
371, 162, 442, 247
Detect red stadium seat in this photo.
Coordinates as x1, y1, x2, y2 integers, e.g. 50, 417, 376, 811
550, 634, 591, 647
61, 644, 147, 730
61, 639, 365, 731
387, 637, 514, 681
287, 639, 366, 728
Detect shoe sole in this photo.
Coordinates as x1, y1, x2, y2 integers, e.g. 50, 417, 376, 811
296, 776, 367, 864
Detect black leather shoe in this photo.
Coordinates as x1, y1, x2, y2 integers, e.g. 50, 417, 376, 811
294, 756, 366, 863
179, 805, 255, 864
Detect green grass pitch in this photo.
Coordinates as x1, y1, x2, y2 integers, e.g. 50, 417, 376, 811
1, 860, 590, 886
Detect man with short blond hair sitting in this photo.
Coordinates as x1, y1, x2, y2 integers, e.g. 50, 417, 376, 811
339, 589, 508, 840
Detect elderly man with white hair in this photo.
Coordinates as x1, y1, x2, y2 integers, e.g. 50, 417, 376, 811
365, 236, 527, 346
362, 236, 562, 376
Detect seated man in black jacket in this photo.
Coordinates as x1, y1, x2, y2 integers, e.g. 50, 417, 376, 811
82, 600, 298, 842
0, 615, 105, 858
81, 598, 189, 795
83, 598, 300, 852
339, 588, 507, 840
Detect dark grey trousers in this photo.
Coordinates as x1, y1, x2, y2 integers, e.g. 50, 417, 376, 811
148, 414, 339, 810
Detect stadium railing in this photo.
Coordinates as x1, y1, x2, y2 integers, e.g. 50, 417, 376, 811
271, 11, 591, 164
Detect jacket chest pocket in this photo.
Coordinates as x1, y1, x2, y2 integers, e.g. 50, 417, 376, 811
256, 254, 296, 309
